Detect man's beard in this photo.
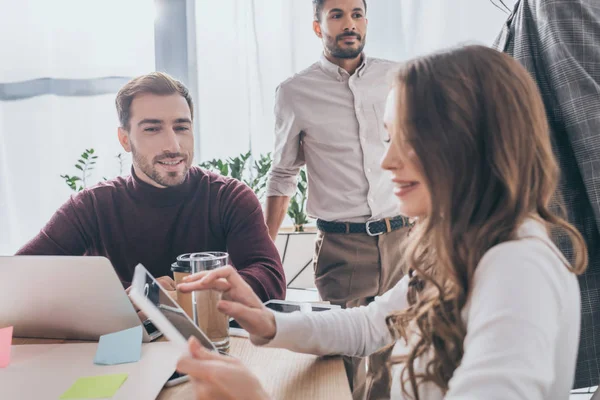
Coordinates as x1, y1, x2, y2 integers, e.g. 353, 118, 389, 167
325, 32, 366, 59
131, 144, 191, 187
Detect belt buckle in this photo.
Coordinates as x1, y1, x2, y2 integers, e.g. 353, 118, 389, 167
365, 220, 383, 237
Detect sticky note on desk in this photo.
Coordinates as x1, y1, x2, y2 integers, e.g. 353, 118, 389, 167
60, 373, 128, 399
93, 325, 142, 365
0, 326, 13, 368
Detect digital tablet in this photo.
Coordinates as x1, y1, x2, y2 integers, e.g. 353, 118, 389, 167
129, 264, 217, 355
229, 299, 340, 337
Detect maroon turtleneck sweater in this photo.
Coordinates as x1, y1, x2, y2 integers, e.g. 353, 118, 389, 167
17, 167, 286, 301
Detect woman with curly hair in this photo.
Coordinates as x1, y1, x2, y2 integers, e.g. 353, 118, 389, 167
176, 44, 587, 400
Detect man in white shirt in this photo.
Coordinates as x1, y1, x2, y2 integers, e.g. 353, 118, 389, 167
264, 0, 409, 397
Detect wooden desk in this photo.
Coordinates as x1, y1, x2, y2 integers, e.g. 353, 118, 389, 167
13, 336, 352, 400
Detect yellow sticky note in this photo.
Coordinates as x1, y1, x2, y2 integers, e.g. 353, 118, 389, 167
60, 373, 128, 399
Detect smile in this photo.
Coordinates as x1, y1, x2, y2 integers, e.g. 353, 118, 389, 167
393, 181, 419, 197
157, 159, 184, 166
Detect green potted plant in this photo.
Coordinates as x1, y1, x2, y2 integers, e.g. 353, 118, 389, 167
60, 148, 98, 191
199, 151, 273, 202
200, 153, 310, 232
287, 169, 309, 232
61, 149, 128, 192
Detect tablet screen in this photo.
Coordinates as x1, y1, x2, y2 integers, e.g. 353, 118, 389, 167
135, 267, 215, 351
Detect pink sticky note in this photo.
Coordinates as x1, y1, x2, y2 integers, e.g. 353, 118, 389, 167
0, 326, 13, 368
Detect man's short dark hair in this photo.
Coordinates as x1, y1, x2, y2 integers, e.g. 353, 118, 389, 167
312, 0, 367, 22
115, 72, 194, 131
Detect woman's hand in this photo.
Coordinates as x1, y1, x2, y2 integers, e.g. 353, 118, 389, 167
177, 337, 271, 400
177, 266, 277, 341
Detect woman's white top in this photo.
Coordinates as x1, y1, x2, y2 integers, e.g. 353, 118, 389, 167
255, 220, 581, 399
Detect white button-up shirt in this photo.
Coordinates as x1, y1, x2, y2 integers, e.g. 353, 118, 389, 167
259, 220, 580, 400
266, 54, 399, 223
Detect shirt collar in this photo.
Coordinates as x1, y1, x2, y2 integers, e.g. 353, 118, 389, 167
319, 52, 368, 80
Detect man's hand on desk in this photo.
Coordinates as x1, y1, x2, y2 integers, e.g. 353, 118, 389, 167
177, 266, 277, 341
125, 275, 178, 321
177, 337, 271, 400
154, 275, 177, 291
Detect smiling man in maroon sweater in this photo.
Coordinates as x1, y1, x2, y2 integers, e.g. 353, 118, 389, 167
16, 72, 286, 301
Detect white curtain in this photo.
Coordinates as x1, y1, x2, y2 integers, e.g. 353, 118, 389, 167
193, 0, 512, 162
0, 0, 155, 254
0, 0, 512, 254
194, 0, 321, 161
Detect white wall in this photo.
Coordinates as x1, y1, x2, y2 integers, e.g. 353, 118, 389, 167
367, 0, 512, 61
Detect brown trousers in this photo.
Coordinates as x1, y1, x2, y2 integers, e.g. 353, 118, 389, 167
313, 227, 408, 400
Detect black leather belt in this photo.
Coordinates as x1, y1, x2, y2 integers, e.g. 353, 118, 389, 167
316, 216, 410, 236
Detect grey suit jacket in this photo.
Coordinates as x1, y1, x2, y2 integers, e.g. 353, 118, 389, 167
494, 0, 600, 389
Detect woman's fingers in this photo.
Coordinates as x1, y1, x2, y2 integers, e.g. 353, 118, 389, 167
177, 357, 220, 379
178, 266, 240, 292
181, 270, 210, 283
177, 266, 264, 310
180, 266, 241, 285
177, 339, 230, 380
178, 266, 248, 294
178, 278, 232, 293
188, 335, 203, 357
177, 352, 239, 380
188, 337, 231, 361
177, 337, 270, 400
188, 266, 245, 287
218, 301, 276, 340
217, 300, 255, 321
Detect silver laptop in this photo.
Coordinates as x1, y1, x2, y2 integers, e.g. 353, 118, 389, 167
0, 256, 160, 342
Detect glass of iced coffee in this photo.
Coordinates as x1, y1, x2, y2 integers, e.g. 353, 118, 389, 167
171, 253, 194, 319
189, 251, 230, 354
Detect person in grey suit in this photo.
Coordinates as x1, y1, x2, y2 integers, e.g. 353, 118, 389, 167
493, 0, 600, 390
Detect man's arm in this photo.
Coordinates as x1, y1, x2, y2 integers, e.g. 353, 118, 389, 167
264, 196, 290, 241
532, 0, 600, 220
16, 193, 96, 255
220, 180, 286, 302
264, 84, 305, 240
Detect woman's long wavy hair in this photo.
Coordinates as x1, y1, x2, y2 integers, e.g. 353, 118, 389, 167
385, 45, 588, 399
